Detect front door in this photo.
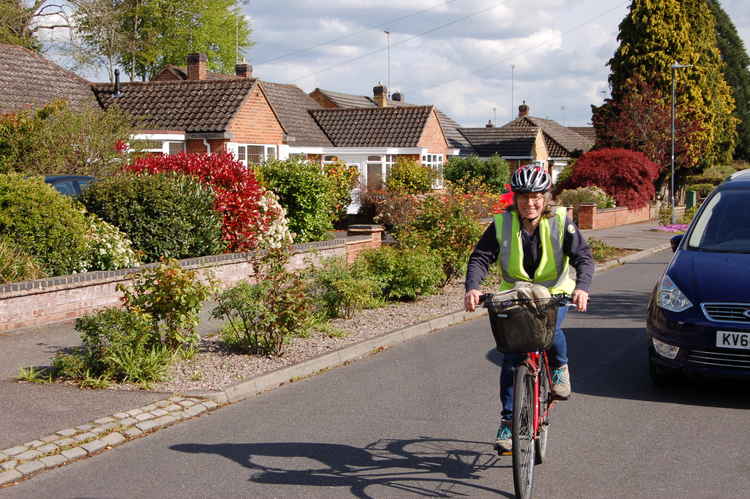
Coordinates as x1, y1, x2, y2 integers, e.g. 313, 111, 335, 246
339, 156, 365, 215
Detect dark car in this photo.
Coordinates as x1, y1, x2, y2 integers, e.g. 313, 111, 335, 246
44, 175, 95, 196
646, 169, 750, 384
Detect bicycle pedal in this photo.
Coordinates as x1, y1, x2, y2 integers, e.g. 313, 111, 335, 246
494, 444, 512, 456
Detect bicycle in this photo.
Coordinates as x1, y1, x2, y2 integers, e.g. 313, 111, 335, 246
480, 292, 573, 499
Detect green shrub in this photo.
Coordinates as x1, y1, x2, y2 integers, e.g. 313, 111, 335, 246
257, 158, 335, 243
686, 183, 715, 197
686, 164, 737, 185
385, 158, 434, 194
355, 246, 444, 301
0, 174, 91, 275
444, 154, 509, 193
306, 257, 382, 319
396, 194, 484, 285
83, 214, 141, 271
79, 173, 225, 262
0, 237, 46, 284
54, 308, 170, 386
680, 206, 698, 225
588, 238, 619, 262
324, 161, 360, 223
556, 186, 616, 209
118, 259, 215, 353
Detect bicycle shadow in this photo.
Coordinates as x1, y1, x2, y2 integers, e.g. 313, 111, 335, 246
171, 436, 513, 498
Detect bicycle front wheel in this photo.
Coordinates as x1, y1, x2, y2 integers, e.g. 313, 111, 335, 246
512, 364, 536, 499
535, 359, 551, 464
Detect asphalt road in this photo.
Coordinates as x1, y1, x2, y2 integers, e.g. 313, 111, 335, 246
6, 250, 750, 498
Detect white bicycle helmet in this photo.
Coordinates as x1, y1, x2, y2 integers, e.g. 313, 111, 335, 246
510, 164, 552, 193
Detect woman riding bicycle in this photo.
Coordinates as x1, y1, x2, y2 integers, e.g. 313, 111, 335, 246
464, 164, 594, 452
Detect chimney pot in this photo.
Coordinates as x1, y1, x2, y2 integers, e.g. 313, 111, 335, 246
187, 53, 208, 80
518, 100, 529, 117
373, 83, 388, 107
485, 120, 494, 128
235, 63, 252, 78
391, 92, 403, 102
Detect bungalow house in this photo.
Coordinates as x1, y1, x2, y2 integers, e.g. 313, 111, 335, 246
459, 102, 594, 182
0, 43, 97, 115
143, 56, 454, 212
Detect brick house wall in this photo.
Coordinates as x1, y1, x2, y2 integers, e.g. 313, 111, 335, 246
227, 85, 285, 145
417, 110, 450, 157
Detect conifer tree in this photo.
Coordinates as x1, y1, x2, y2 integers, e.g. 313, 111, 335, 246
605, 0, 737, 171
708, 0, 750, 161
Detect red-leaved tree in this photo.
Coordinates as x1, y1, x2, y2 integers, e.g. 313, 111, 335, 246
127, 153, 279, 252
591, 76, 704, 192
557, 148, 661, 209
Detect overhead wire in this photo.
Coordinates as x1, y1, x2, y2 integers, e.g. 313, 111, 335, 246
253, 0, 462, 66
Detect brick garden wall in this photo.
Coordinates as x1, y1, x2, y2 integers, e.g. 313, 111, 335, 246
0, 230, 383, 332
576, 204, 655, 230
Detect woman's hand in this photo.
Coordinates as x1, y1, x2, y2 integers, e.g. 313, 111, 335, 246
464, 289, 483, 312
572, 289, 589, 312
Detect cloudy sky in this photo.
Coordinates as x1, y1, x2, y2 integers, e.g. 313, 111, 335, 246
243, 0, 750, 127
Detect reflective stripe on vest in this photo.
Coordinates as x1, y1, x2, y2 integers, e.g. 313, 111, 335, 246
493, 206, 575, 294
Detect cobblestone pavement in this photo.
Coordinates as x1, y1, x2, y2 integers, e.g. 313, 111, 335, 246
0, 396, 218, 487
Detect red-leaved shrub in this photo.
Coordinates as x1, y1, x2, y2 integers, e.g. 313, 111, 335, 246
127, 153, 279, 252
558, 148, 660, 209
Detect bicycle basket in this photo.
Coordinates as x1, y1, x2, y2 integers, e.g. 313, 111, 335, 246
485, 296, 559, 353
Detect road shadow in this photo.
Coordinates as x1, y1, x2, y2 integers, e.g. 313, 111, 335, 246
171, 436, 513, 498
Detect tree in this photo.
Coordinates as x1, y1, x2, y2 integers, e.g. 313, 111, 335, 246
557, 148, 661, 210
709, 0, 750, 161
444, 154, 509, 193
0, 0, 58, 50
0, 100, 133, 177
71, 0, 127, 83
112, 0, 252, 81
606, 0, 737, 168
592, 76, 703, 192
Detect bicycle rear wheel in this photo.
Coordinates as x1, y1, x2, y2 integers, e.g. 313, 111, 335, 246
512, 364, 536, 499
535, 359, 551, 464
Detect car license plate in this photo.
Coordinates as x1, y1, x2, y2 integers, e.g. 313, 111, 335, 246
716, 331, 750, 349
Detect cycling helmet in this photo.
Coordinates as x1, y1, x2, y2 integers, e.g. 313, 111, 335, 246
510, 165, 552, 193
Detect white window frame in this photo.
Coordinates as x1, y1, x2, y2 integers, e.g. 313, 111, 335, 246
231, 143, 278, 167
421, 153, 445, 189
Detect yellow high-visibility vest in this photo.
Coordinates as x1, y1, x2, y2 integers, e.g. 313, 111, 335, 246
493, 206, 576, 295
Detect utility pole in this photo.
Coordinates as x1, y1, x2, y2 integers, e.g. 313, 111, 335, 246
384, 31, 391, 96
511, 64, 515, 120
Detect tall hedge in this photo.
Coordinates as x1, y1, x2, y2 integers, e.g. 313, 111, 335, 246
0, 174, 91, 275
79, 173, 225, 262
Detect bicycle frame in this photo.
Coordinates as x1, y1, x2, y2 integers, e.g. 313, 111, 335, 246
522, 350, 554, 441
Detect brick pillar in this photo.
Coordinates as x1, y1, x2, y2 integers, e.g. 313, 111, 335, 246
346, 224, 384, 263
577, 203, 596, 230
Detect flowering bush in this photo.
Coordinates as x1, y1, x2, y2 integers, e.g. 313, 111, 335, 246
556, 148, 660, 209
127, 153, 285, 252
364, 189, 426, 231
0, 236, 46, 284
255, 190, 293, 250
83, 213, 141, 271
396, 193, 485, 285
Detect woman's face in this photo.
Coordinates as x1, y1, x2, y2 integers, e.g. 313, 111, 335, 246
516, 192, 546, 220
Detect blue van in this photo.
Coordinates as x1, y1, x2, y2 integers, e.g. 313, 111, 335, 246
646, 169, 750, 383
44, 175, 94, 196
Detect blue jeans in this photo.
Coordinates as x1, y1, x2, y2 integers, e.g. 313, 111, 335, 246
499, 306, 568, 420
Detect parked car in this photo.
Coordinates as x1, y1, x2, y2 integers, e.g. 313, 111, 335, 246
44, 175, 94, 196
647, 169, 750, 384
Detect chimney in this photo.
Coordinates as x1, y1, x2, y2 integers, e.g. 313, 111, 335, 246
373, 83, 388, 107
485, 120, 494, 128
187, 53, 208, 80
391, 91, 403, 102
518, 100, 529, 117
235, 62, 252, 78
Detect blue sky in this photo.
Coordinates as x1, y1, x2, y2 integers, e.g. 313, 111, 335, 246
242, 0, 750, 127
